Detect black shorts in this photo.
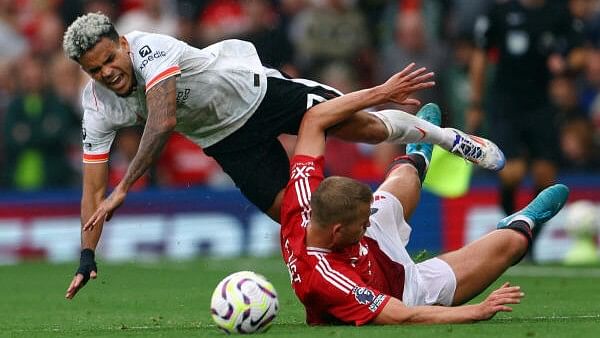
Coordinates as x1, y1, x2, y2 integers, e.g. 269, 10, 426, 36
487, 93, 560, 162
204, 71, 341, 212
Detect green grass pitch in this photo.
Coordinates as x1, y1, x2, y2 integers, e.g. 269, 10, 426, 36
1, 257, 600, 337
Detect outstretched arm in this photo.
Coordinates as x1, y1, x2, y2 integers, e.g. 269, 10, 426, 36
83, 77, 177, 230
373, 282, 523, 325
294, 63, 435, 158
66, 162, 108, 299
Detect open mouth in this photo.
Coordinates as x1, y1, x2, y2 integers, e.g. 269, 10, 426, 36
109, 75, 122, 88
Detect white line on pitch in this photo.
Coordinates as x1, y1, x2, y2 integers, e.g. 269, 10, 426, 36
498, 314, 600, 320
506, 266, 600, 278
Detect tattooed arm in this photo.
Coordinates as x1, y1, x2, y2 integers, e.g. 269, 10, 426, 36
83, 77, 177, 230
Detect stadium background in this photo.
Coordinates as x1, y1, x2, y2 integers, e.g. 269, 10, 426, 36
1, 0, 600, 265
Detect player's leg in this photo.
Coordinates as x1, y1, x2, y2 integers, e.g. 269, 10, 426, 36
527, 103, 560, 256
438, 184, 569, 305
363, 108, 506, 171
498, 158, 528, 215
205, 138, 290, 222
330, 106, 505, 171
375, 103, 440, 218
487, 96, 527, 215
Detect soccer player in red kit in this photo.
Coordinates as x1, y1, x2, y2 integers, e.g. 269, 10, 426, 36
279, 67, 569, 325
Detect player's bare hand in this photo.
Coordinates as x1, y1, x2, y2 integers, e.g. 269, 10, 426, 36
475, 282, 524, 321
65, 249, 97, 300
83, 188, 127, 230
379, 63, 435, 106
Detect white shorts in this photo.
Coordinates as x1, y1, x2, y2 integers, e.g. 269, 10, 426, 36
365, 191, 457, 306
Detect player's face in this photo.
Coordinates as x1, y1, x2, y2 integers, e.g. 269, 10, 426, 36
79, 37, 136, 97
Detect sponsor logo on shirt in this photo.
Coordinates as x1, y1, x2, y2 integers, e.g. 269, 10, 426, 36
352, 286, 376, 305
368, 294, 386, 312
139, 50, 167, 71
176, 88, 191, 104
139, 45, 152, 57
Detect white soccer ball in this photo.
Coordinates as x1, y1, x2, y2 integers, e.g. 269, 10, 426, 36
564, 200, 599, 238
210, 271, 279, 334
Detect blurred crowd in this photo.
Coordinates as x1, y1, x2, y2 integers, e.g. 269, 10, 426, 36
1, 0, 600, 192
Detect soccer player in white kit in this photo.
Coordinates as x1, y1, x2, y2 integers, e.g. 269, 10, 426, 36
63, 13, 505, 299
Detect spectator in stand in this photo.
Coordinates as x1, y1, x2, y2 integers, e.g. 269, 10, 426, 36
49, 52, 85, 111
239, 0, 297, 76
581, 38, 600, 137
560, 118, 600, 170
288, 0, 371, 77
548, 72, 600, 170
1, 55, 78, 189
116, 0, 179, 35
0, 0, 28, 60
196, 0, 250, 46
378, 8, 446, 113
441, 34, 480, 132
156, 133, 231, 188
31, 12, 65, 59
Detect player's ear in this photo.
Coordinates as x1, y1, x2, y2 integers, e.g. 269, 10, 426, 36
119, 36, 129, 52
331, 223, 344, 238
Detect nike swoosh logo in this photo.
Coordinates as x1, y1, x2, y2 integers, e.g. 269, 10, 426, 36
250, 307, 270, 326
415, 126, 427, 140
469, 135, 487, 146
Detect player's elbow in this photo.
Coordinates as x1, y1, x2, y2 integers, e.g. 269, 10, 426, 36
373, 301, 416, 325
161, 116, 177, 132
302, 107, 329, 132
372, 313, 414, 325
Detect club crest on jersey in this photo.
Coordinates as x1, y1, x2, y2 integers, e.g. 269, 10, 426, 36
352, 286, 376, 305
139, 45, 152, 57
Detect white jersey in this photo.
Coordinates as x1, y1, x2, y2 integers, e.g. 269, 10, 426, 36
81, 32, 268, 163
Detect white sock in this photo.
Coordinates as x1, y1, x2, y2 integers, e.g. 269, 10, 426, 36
369, 109, 456, 149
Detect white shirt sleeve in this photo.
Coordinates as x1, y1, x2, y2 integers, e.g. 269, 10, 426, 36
127, 31, 183, 92
81, 83, 116, 163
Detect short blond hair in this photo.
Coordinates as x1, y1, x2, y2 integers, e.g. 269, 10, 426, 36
311, 176, 372, 227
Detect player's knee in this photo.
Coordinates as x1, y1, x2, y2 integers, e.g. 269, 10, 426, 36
385, 164, 420, 188
330, 112, 388, 144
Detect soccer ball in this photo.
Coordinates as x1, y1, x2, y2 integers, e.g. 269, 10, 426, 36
564, 200, 599, 238
210, 271, 279, 334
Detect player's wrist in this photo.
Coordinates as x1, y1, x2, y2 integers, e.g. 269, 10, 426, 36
80, 248, 95, 265
77, 248, 97, 284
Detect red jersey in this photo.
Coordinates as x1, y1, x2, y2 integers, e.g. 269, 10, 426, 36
280, 155, 405, 325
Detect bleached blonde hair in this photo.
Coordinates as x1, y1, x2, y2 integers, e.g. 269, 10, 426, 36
63, 12, 119, 61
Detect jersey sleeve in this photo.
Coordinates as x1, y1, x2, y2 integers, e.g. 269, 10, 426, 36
81, 83, 117, 164
309, 256, 390, 326
129, 32, 183, 93
280, 155, 325, 234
